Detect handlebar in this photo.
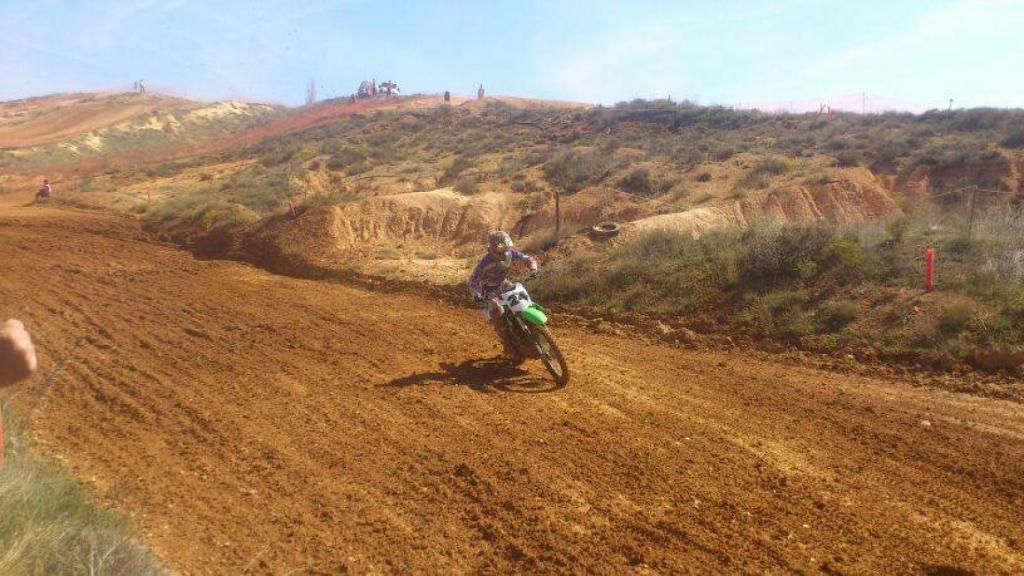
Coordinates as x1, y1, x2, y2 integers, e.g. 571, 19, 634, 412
471, 271, 540, 307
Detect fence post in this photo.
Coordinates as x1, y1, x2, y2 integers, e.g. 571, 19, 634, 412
925, 246, 935, 292
554, 189, 561, 240
967, 186, 978, 240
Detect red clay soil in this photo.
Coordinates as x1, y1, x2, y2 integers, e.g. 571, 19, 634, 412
2, 204, 1024, 574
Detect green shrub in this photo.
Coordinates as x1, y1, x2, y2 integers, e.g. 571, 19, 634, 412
735, 157, 789, 191
884, 217, 910, 245
828, 238, 867, 281
939, 301, 975, 334
453, 175, 480, 195
739, 224, 835, 290
712, 146, 736, 161
819, 300, 859, 331
543, 148, 620, 193
511, 179, 541, 194
1001, 129, 1024, 149
835, 150, 861, 167
440, 155, 474, 185
617, 167, 657, 196
326, 147, 367, 171
756, 290, 812, 339
346, 161, 371, 175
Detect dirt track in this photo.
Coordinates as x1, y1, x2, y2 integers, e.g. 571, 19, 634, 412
2, 202, 1024, 574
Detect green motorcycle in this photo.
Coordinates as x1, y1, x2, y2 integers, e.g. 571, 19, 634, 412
489, 277, 570, 386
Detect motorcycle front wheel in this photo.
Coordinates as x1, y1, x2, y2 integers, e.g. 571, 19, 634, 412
531, 325, 570, 386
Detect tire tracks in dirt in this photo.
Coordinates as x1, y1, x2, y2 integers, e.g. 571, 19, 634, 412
1, 206, 1023, 574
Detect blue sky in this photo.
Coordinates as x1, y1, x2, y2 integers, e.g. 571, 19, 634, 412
1, 0, 1021, 109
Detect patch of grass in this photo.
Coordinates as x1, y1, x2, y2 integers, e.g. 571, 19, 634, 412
712, 145, 736, 161
543, 148, 621, 193
617, 167, 668, 197
1001, 128, 1024, 149
511, 179, 541, 194
453, 175, 480, 195
939, 301, 975, 335
819, 300, 859, 331
439, 155, 474, 186
535, 205, 1024, 361
0, 403, 161, 574
326, 146, 368, 171
374, 247, 401, 259
835, 150, 861, 167
803, 171, 833, 186
735, 157, 790, 191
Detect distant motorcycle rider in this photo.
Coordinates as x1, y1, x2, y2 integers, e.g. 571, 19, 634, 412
36, 179, 51, 202
468, 231, 538, 361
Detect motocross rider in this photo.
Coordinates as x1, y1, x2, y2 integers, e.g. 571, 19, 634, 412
468, 231, 538, 361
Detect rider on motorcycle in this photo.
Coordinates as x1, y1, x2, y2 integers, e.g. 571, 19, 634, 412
468, 231, 538, 361
36, 179, 52, 202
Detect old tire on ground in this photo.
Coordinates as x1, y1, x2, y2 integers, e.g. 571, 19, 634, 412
590, 222, 620, 239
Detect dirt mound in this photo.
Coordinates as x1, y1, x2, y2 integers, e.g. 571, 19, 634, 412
3, 205, 1024, 574
628, 167, 901, 237
0, 92, 193, 148
893, 150, 1020, 203
329, 188, 510, 247
244, 188, 513, 271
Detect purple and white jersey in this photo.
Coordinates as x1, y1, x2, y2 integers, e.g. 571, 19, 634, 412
468, 249, 537, 296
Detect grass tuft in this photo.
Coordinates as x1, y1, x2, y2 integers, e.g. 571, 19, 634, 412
0, 402, 161, 575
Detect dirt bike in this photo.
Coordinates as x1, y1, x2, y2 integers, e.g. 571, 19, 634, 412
482, 276, 570, 386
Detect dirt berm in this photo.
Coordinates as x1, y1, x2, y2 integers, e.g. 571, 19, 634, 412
2, 202, 1024, 574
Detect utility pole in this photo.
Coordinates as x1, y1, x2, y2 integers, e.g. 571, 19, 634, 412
948, 98, 954, 111
861, 92, 866, 114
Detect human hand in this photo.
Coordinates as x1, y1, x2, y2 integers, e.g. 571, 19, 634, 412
0, 319, 37, 388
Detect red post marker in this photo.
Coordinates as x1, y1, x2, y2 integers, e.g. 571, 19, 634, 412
925, 246, 935, 292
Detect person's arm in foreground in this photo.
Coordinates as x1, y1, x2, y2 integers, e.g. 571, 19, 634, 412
0, 318, 37, 468
0, 319, 37, 388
